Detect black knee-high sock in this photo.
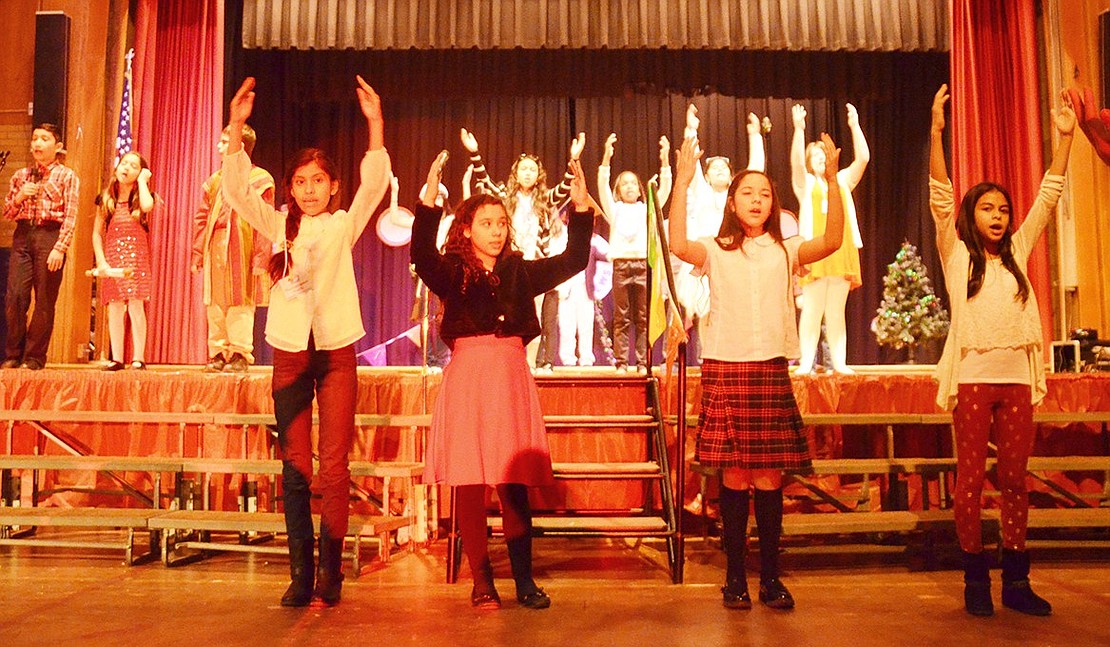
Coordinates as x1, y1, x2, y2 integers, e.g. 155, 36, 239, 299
456, 484, 494, 591
753, 488, 784, 582
498, 483, 537, 594
719, 484, 750, 586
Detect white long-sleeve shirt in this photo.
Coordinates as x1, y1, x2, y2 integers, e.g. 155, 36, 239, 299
221, 148, 391, 352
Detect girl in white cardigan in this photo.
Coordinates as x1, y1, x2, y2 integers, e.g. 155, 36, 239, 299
929, 84, 1074, 618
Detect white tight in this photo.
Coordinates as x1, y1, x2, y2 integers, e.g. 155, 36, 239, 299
797, 276, 851, 373
107, 299, 147, 363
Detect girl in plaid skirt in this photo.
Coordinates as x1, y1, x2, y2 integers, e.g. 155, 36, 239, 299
669, 132, 846, 611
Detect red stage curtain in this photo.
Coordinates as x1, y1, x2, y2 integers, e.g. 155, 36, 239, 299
951, 0, 1054, 353
133, 0, 224, 364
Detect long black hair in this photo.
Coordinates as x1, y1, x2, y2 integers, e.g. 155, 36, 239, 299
955, 182, 1029, 303
268, 148, 341, 282
716, 170, 786, 254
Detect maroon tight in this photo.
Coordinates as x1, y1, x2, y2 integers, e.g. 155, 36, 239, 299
953, 383, 1035, 552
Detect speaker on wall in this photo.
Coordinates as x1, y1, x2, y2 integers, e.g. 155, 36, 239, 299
33, 11, 69, 141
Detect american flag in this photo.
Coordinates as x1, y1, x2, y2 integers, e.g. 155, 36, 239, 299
113, 48, 134, 168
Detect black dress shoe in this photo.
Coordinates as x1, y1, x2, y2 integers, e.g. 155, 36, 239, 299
1, 359, 21, 369
516, 588, 551, 609
759, 578, 795, 609
204, 356, 226, 372
470, 587, 502, 610
722, 583, 752, 609
20, 358, 44, 370
103, 360, 125, 372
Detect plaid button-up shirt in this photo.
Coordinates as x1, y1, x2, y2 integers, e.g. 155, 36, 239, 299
3, 161, 80, 254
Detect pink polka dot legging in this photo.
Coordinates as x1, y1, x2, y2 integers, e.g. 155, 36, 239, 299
953, 383, 1035, 552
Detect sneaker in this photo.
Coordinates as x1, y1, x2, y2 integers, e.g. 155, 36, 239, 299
1, 359, 21, 369
20, 358, 44, 370
204, 356, 226, 372
224, 353, 249, 372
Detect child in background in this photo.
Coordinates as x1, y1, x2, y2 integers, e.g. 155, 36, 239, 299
596, 132, 671, 372
670, 130, 845, 611
461, 128, 585, 370
191, 124, 275, 372
412, 150, 593, 610
221, 76, 391, 608
92, 152, 155, 370
791, 103, 870, 374
929, 84, 1074, 617
675, 106, 766, 351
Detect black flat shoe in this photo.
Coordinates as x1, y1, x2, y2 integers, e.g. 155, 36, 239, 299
103, 360, 125, 372
759, 578, 795, 610
722, 584, 752, 610
517, 588, 551, 609
470, 587, 502, 610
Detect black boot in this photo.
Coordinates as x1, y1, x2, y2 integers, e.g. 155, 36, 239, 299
280, 536, 315, 607
314, 534, 345, 606
754, 488, 794, 609
962, 550, 993, 616
1000, 548, 1051, 616
719, 485, 751, 609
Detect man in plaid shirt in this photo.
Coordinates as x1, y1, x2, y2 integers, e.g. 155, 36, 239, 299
2, 123, 80, 370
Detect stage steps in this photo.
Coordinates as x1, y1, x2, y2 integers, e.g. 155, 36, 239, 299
446, 374, 679, 583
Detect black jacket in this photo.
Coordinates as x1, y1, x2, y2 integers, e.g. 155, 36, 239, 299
411, 202, 592, 347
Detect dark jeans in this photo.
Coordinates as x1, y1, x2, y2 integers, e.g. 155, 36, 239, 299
612, 259, 647, 368
273, 339, 357, 540
4, 221, 64, 364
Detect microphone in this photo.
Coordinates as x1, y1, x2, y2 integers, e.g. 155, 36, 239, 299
28, 164, 43, 184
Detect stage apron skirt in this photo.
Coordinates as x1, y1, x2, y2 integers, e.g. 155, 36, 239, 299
424, 334, 554, 486
695, 357, 812, 471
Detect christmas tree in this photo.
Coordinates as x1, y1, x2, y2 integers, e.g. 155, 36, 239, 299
873, 241, 950, 362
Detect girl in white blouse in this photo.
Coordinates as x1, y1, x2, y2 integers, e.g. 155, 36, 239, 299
222, 76, 391, 608
929, 84, 1074, 618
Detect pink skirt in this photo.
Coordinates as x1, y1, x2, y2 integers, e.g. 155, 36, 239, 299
424, 335, 554, 486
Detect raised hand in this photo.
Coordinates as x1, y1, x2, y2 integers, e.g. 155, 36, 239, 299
846, 103, 859, 129
931, 84, 949, 133
603, 133, 617, 163
569, 132, 586, 161
659, 135, 670, 165
568, 159, 590, 210
460, 128, 479, 154
675, 136, 703, 187
746, 112, 760, 136
685, 104, 700, 134
229, 77, 256, 125
355, 75, 382, 123
819, 132, 841, 183
1052, 92, 1077, 137
792, 104, 807, 130
422, 150, 449, 207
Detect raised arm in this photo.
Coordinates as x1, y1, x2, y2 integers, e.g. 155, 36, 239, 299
798, 133, 844, 265
412, 151, 456, 297
790, 104, 808, 201
461, 128, 506, 201
669, 136, 707, 267
1047, 93, 1076, 177
596, 133, 617, 224
656, 135, 673, 206
929, 85, 950, 184
842, 103, 870, 189
223, 77, 285, 242
745, 113, 765, 172
346, 75, 392, 240
549, 132, 585, 207
1013, 95, 1076, 249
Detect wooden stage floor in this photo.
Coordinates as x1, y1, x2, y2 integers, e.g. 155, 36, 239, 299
1, 532, 1108, 646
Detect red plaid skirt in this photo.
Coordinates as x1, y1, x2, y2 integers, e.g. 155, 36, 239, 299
695, 357, 811, 470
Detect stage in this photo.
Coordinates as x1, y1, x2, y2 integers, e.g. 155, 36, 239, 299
2, 366, 1109, 514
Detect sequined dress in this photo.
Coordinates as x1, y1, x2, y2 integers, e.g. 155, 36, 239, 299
101, 202, 152, 302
